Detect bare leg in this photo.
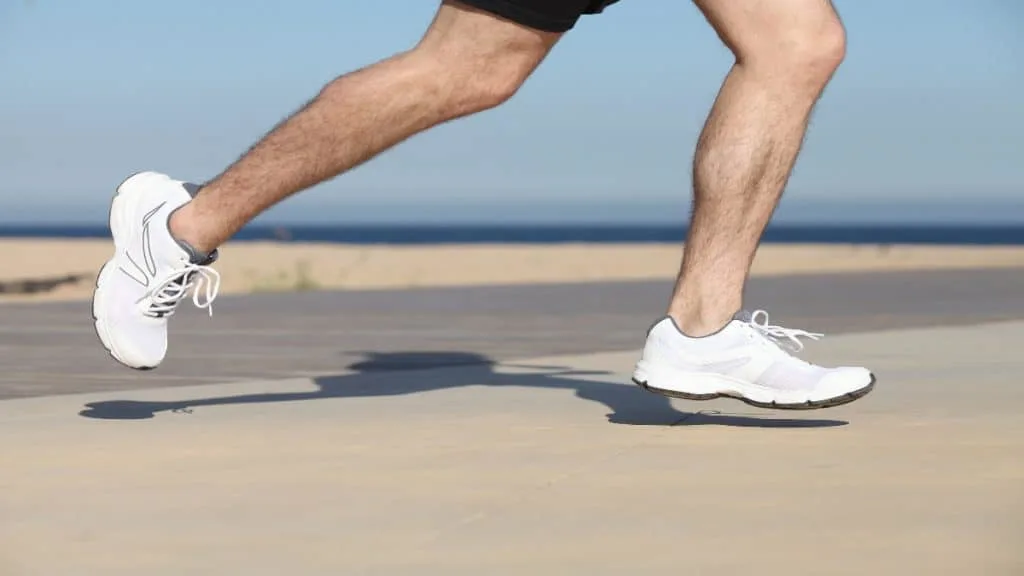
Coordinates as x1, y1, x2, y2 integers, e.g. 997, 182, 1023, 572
170, 1, 561, 253
668, 0, 846, 336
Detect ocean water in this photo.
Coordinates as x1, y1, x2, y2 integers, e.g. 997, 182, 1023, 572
2, 223, 1024, 245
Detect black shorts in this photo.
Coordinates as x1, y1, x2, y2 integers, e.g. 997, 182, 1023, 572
459, 0, 621, 33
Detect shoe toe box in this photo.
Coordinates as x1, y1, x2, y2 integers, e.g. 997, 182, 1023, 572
814, 367, 875, 401
95, 280, 169, 369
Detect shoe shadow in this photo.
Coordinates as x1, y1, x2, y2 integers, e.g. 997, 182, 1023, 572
78, 351, 848, 428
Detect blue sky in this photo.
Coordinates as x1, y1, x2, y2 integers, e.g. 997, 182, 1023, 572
0, 0, 1021, 224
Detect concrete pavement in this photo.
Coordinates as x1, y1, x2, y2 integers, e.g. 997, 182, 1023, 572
4, 266, 1024, 399
2, 268, 1024, 574
1, 285, 1023, 574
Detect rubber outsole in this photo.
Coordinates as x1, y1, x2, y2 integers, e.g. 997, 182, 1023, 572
632, 374, 877, 411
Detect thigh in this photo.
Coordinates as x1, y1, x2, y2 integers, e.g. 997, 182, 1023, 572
456, 0, 618, 32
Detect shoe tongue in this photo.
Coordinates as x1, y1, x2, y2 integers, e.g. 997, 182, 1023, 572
731, 309, 753, 323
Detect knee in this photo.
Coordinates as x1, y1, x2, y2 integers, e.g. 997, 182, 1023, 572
738, 15, 846, 90
414, 36, 548, 116
790, 19, 847, 83
452, 52, 536, 113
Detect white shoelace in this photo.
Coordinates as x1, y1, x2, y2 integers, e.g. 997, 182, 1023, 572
139, 264, 221, 318
745, 309, 823, 353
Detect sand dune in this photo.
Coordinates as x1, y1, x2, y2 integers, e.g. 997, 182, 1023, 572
2, 238, 1024, 303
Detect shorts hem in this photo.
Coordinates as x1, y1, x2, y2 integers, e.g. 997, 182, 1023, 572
456, 0, 579, 32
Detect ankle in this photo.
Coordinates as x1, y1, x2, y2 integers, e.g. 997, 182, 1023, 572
667, 305, 739, 338
168, 204, 216, 254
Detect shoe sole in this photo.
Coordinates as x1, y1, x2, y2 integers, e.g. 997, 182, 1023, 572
91, 172, 157, 371
632, 374, 876, 411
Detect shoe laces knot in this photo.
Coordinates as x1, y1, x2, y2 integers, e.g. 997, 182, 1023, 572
745, 309, 824, 353
140, 264, 221, 318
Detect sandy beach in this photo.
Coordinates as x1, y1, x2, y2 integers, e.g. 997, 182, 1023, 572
3, 238, 1024, 303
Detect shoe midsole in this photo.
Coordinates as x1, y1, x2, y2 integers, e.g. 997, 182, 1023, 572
633, 361, 861, 404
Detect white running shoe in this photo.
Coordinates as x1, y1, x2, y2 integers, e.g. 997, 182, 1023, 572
632, 310, 875, 409
92, 172, 221, 370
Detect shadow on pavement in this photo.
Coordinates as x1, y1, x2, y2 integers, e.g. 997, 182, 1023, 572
78, 351, 848, 428
0, 273, 90, 295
